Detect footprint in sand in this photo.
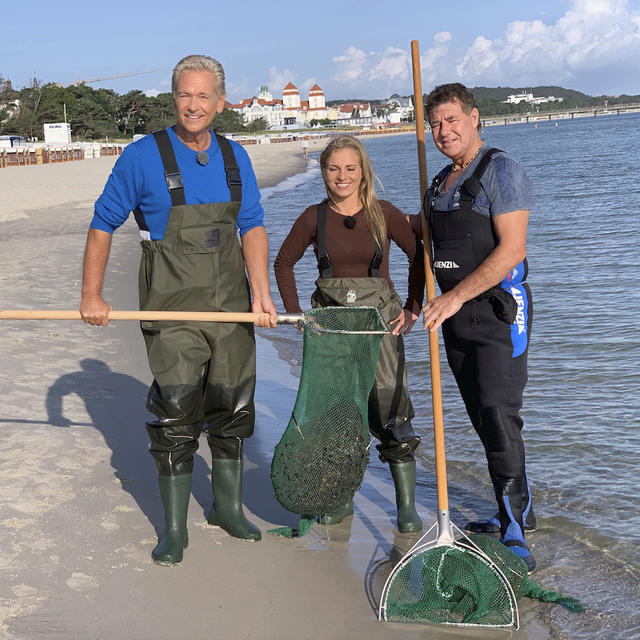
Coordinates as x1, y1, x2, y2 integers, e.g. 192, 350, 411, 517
66, 572, 98, 591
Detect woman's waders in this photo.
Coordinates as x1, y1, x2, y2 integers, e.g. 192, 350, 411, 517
311, 201, 422, 533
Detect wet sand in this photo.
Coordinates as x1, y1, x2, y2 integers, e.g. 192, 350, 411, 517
0, 144, 548, 639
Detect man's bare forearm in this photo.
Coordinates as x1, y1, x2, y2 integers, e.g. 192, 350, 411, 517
80, 228, 113, 325
82, 228, 113, 297
240, 226, 277, 327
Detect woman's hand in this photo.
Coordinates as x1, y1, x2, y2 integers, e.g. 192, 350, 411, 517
389, 308, 419, 336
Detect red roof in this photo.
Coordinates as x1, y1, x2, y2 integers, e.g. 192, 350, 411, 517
339, 102, 370, 113
283, 81, 298, 92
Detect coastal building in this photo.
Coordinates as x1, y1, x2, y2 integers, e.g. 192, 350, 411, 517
504, 92, 564, 105
386, 96, 414, 123
335, 102, 376, 127
282, 82, 330, 125
228, 82, 331, 129
229, 85, 286, 129
228, 83, 403, 130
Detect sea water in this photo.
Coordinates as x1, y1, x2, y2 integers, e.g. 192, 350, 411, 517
259, 114, 640, 639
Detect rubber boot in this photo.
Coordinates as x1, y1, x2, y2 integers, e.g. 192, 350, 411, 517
390, 461, 423, 533
318, 501, 354, 525
152, 473, 191, 566
499, 493, 536, 573
207, 458, 261, 541
465, 474, 536, 537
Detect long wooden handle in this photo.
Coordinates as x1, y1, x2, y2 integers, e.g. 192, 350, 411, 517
0, 310, 303, 324
411, 40, 448, 513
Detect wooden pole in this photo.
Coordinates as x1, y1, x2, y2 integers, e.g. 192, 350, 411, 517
0, 310, 303, 324
411, 40, 448, 513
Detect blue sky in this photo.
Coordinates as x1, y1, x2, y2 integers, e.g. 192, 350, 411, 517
3, 0, 640, 101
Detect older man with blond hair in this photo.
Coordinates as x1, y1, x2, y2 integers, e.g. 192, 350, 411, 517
80, 54, 277, 565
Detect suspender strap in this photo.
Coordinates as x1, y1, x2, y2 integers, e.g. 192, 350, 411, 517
316, 200, 385, 278
215, 133, 242, 202
369, 243, 383, 277
316, 200, 333, 278
423, 173, 443, 223
424, 148, 502, 220
152, 130, 185, 207
152, 129, 243, 206
460, 147, 502, 201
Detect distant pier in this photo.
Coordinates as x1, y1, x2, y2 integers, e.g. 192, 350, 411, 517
481, 103, 640, 128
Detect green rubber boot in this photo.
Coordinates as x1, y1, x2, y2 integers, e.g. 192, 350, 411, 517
318, 501, 354, 525
152, 473, 191, 566
390, 461, 423, 533
207, 458, 261, 541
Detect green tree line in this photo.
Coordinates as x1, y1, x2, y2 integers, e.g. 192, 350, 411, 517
0, 76, 266, 140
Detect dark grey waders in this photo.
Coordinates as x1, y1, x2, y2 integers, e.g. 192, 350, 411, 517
140, 130, 260, 565
312, 201, 422, 533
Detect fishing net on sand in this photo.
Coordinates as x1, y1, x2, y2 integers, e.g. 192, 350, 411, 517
379, 529, 584, 628
268, 306, 387, 538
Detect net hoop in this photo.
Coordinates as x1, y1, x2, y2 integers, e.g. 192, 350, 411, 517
300, 306, 390, 335
378, 520, 519, 629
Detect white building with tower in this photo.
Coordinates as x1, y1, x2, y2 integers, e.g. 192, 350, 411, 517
229, 82, 330, 129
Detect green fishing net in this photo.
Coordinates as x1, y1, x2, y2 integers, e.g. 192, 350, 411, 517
268, 307, 387, 538
380, 531, 584, 628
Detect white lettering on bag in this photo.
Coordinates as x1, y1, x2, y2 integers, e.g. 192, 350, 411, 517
510, 287, 526, 334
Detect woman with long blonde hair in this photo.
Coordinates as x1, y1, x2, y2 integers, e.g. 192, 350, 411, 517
274, 135, 424, 532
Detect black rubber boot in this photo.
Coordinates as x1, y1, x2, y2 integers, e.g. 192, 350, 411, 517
465, 512, 536, 537
152, 473, 191, 566
318, 501, 354, 525
499, 492, 536, 573
390, 461, 423, 533
495, 481, 536, 573
465, 474, 536, 537
207, 458, 261, 541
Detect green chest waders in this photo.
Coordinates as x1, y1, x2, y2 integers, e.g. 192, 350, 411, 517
311, 200, 419, 464
140, 130, 256, 475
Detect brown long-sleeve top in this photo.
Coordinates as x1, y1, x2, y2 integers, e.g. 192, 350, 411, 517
274, 200, 424, 314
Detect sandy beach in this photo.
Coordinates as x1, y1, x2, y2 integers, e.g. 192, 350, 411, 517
0, 142, 548, 639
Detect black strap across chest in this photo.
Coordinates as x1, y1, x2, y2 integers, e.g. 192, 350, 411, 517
316, 200, 383, 278
425, 147, 502, 219
152, 129, 242, 207
459, 147, 502, 204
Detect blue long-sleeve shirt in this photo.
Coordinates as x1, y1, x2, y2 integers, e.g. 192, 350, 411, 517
91, 126, 264, 239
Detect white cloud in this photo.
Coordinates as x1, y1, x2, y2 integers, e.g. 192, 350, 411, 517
332, 46, 368, 82
330, 34, 450, 97
267, 66, 297, 94
322, 0, 640, 97
144, 88, 161, 97
454, 0, 640, 93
